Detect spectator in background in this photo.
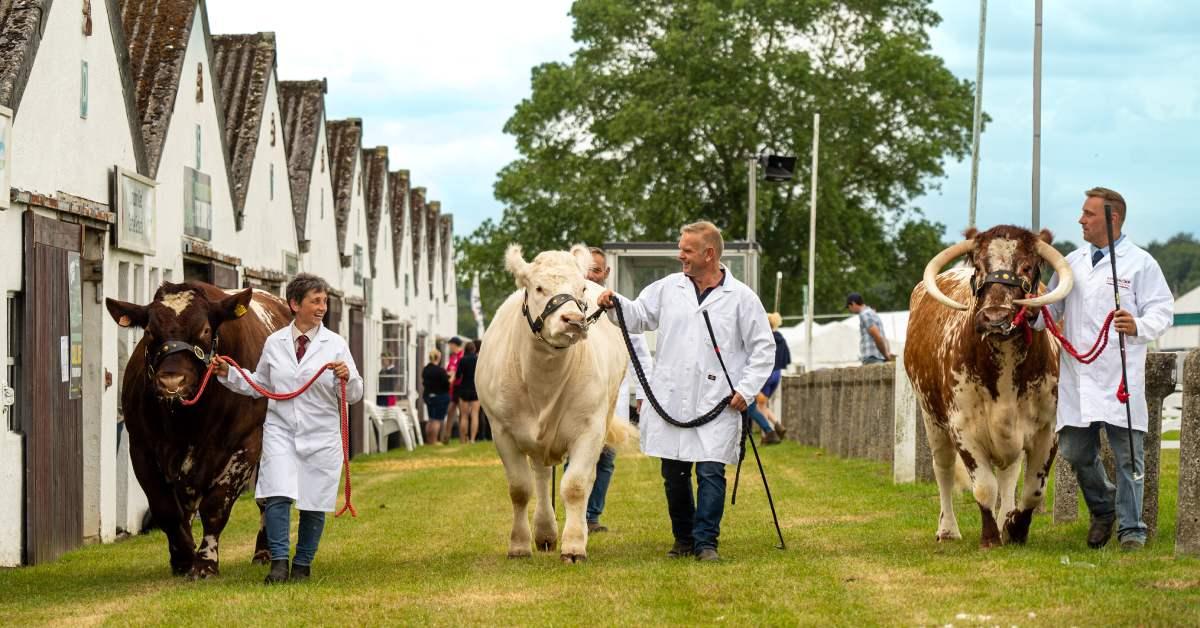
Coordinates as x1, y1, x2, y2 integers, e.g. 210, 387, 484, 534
472, 339, 492, 441
421, 349, 450, 446
455, 341, 481, 444
440, 337, 465, 444
847, 292, 891, 365
748, 312, 790, 441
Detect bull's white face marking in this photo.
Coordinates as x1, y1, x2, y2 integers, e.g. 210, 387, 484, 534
985, 239, 1019, 272
161, 291, 195, 315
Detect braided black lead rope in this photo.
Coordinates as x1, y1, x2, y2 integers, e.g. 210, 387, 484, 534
612, 300, 732, 429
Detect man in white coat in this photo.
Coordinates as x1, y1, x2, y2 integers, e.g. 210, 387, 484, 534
1034, 187, 1173, 551
582, 247, 652, 534
597, 221, 775, 561
214, 274, 364, 583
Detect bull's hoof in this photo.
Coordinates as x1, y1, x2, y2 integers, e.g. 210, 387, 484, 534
935, 530, 961, 542
507, 549, 532, 559
560, 553, 587, 564
251, 550, 270, 565
979, 537, 1002, 550
170, 563, 193, 577
1003, 509, 1034, 545
535, 539, 556, 552
186, 564, 219, 580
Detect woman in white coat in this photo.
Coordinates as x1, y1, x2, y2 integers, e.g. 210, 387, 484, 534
214, 273, 363, 583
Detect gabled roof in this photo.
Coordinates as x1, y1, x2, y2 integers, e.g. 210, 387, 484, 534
277, 78, 326, 244
211, 32, 276, 227
410, 186, 425, 282
361, 146, 388, 278
426, 200, 440, 282
119, 0, 234, 189
0, 0, 149, 175
326, 117, 362, 255
388, 170, 409, 281
0, 0, 52, 111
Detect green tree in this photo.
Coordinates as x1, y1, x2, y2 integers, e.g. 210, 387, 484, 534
459, 0, 977, 320
1147, 233, 1200, 297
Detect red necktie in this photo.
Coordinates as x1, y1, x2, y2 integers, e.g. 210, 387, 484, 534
296, 335, 309, 361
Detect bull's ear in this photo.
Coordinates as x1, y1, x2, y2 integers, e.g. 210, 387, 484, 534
217, 288, 254, 322
570, 244, 591, 277
105, 298, 149, 328
1038, 228, 1054, 245
504, 244, 529, 286
963, 227, 978, 240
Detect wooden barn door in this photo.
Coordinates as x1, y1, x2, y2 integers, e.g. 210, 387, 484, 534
22, 213, 84, 564
347, 306, 365, 457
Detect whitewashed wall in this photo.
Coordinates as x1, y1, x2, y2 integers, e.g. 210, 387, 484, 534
301, 118, 341, 286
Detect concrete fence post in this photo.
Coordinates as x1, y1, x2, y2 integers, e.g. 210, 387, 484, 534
893, 353, 920, 483
1176, 349, 1200, 557
1143, 352, 1177, 538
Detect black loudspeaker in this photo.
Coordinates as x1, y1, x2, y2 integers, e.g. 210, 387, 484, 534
760, 155, 796, 182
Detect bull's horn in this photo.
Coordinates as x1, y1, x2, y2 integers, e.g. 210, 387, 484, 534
1013, 241, 1074, 308
922, 239, 976, 311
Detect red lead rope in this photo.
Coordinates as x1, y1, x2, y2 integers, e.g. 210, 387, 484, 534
181, 356, 357, 517
1013, 305, 1127, 403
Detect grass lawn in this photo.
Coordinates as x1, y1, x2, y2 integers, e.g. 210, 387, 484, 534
1162, 429, 1180, 441
1, 442, 1198, 626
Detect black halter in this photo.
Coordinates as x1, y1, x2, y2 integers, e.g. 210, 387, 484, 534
146, 333, 219, 377
970, 269, 1033, 297
522, 291, 605, 347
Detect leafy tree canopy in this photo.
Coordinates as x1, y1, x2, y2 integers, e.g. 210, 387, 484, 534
458, 0, 978, 328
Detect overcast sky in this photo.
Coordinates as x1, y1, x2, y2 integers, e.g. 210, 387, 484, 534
207, 0, 1198, 248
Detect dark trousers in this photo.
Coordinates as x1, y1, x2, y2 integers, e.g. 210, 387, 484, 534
661, 458, 726, 551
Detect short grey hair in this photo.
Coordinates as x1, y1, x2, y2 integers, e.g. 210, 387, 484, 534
680, 221, 724, 259
286, 273, 330, 308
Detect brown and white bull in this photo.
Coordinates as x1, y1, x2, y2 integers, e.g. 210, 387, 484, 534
477, 245, 630, 563
106, 282, 291, 577
904, 225, 1074, 547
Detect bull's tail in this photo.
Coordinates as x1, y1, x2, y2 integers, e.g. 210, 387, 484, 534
604, 415, 639, 449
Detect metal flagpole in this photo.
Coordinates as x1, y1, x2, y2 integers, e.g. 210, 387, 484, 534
1104, 204, 1142, 481
968, 0, 988, 229
805, 113, 819, 371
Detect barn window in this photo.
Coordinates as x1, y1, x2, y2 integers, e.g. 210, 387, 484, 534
270, 113, 276, 147
379, 318, 407, 400
353, 245, 364, 286
80, 61, 89, 119
269, 163, 274, 201
196, 63, 204, 102
320, 190, 324, 219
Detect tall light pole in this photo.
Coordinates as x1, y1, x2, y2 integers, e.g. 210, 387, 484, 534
1032, 0, 1043, 231
968, 0, 988, 229
806, 113, 820, 372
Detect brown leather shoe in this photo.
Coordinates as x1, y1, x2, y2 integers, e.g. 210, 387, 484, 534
762, 431, 782, 445
1087, 515, 1115, 549
695, 548, 720, 562
587, 521, 608, 534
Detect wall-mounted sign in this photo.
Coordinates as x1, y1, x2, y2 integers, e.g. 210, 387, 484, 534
113, 167, 156, 255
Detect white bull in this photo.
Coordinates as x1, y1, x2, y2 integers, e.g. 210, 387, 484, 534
477, 244, 631, 563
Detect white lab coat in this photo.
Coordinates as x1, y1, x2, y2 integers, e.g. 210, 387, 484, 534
615, 334, 652, 421
1034, 238, 1173, 432
608, 268, 775, 464
219, 323, 364, 511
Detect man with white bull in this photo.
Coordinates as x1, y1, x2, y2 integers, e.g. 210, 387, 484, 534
477, 244, 631, 563
598, 221, 776, 562
1031, 187, 1173, 551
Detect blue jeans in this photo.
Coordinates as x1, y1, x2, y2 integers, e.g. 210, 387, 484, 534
747, 401, 773, 434
661, 458, 726, 551
1059, 423, 1147, 543
263, 496, 327, 566
587, 447, 616, 524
